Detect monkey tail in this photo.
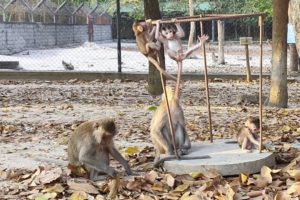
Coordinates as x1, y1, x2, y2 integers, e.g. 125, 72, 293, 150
153, 155, 211, 168
147, 56, 177, 81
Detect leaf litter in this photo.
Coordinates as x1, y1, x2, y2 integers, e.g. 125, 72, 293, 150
1, 79, 300, 199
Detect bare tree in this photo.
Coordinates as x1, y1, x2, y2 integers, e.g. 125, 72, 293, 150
268, 0, 289, 108
188, 0, 195, 48
289, 0, 300, 56
144, 0, 165, 95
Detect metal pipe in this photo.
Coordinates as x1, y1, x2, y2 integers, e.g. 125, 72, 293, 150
116, 0, 122, 72
259, 16, 264, 153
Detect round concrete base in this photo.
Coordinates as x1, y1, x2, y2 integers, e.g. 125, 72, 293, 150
162, 139, 275, 176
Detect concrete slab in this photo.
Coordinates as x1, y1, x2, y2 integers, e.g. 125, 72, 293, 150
162, 139, 275, 176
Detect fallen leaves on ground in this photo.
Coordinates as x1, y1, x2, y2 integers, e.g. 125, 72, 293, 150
1, 80, 300, 199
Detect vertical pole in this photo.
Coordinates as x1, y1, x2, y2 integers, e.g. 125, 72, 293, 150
211, 20, 215, 42
259, 15, 263, 153
116, 0, 122, 73
245, 44, 252, 82
159, 72, 179, 159
200, 17, 213, 143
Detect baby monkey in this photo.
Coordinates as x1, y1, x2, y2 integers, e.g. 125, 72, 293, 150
155, 19, 209, 62
237, 117, 261, 150
68, 118, 132, 180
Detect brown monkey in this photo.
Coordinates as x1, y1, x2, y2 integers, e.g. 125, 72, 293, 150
150, 86, 210, 167
68, 118, 132, 180
237, 117, 261, 150
132, 20, 177, 81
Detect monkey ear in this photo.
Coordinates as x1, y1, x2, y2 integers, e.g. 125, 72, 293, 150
93, 122, 100, 129
137, 25, 143, 33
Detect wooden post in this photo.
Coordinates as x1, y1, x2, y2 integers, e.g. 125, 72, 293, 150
245, 44, 251, 82
200, 18, 213, 143
240, 37, 253, 82
289, 44, 299, 71
217, 20, 225, 64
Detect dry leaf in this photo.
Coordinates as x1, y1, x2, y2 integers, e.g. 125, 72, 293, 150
151, 182, 165, 192
287, 170, 300, 181
239, 172, 249, 184
140, 194, 155, 200
274, 191, 291, 200
42, 183, 64, 194
35, 192, 57, 200
67, 180, 99, 194
255, 176, 269, 188
126, 179, 142, 192
70, 191, 88, 200
123, 146, 140, 155
165, 174, 175, 187
247, 190, 263, 198
287, 182, 300, 195
180, 191, 191, 200
260, 166, 272, 183
107, 177, 120, 200
144, 170, 159, 184
38, 167, 62, 185
174, 184, 189, 193
189, 172, 203, 179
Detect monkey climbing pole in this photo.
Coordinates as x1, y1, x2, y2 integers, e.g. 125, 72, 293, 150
150, 13, 265, 151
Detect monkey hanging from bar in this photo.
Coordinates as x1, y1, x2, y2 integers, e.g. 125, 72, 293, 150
150, 86, 210, 168
237, 117, 261, 150
68, 118, 133, 180
155, 19, 209, 62
132, 20, 177, 81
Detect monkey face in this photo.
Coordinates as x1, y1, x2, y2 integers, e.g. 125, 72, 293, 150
162, 28, 175, 40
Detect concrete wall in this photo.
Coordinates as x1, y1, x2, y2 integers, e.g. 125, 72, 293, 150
0, 22, 112, 55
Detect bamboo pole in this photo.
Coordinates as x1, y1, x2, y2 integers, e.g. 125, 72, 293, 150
151, 13, 266, 25
200, 18, 213, 143
259, 16, 264, 153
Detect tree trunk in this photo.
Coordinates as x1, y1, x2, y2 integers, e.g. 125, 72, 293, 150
268, 0, 289, 108
217, 20, 225, 64
188, 0, 195, 48
144, 0, 165, 95
289, 0, 300, 56
289, 44, 299, 71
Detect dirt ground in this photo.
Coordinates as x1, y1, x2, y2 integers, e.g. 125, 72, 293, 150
1, 78, 300, 199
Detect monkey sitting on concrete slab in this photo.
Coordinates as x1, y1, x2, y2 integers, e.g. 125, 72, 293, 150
150, 86, 210, 167
237, 117, 261, 150
68, 118, 133, 180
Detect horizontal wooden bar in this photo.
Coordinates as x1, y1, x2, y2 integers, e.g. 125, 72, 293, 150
152, 13, 266, 24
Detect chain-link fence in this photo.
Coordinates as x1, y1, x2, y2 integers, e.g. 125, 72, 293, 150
0, 1, 273, 75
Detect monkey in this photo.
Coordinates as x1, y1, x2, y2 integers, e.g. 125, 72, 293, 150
237, 117, 261, 150
155, 19, 209, 62
132, 20, 177, 81
67, 118, 132, 180
150, 86, 210, 168
155, 19, 209, 113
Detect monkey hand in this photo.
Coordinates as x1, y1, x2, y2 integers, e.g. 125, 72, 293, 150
125, 168, 133, 175
156, 20, 161, 25
108, 167, 118, 178
198, 34, 209, 44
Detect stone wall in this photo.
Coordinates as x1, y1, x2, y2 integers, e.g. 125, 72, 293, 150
0, 22, 112, 55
